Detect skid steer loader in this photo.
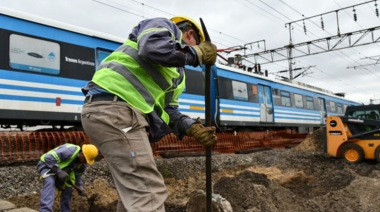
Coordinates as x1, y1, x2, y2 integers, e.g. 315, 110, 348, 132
325, 104, 380, 163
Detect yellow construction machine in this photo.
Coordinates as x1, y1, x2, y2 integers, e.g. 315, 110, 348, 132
325, 105, 380, 163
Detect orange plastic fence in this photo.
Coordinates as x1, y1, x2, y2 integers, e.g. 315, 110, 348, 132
0, 130, 306, 163
0, 131, 90, 163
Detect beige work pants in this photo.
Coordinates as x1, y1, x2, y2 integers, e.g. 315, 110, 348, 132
81, 99, 167, 212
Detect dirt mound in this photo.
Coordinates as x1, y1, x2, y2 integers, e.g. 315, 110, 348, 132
4, 130, 380, 212
294, 127, 325, 152
7, 178, 118, 212
76, 178, 118, 212
214, 171, 306, 212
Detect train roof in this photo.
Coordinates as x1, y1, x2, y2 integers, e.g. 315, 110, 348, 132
215, 63, 359, 103
0, 6, 125, 44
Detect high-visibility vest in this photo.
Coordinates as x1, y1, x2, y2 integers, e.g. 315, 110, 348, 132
92, 39, 185, 125
41, 144, 82, 187
40, 143, 80, 169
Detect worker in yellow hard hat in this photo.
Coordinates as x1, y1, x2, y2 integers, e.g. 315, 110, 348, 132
37, 143, 98, 212
170, 15, 206, 44
81, 15, 217, 212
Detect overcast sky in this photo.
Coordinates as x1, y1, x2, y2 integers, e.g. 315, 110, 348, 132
1, 0, 380, 104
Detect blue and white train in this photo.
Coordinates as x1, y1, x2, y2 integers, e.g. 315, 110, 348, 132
0, 7, 361, 133
184, 64, 361, 133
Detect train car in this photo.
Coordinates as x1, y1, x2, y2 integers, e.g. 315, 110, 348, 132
0, 6, 124, 129
182, 64, 361, 133
0, 6, 361, 133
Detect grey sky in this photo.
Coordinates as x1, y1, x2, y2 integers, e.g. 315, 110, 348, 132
1, 0, 379, 104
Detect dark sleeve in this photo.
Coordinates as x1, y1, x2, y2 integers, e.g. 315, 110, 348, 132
44, 145, 76, 173
75, 164, 87, 187
135, 18, 198, 67
165, 106, 195, 138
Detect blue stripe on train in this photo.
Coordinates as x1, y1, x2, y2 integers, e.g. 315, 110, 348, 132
0, 83, 82, 96
275, 116, 321, 121
0, 94, 83, 105
0, 70, 87, 87
219, 112, 259, 117
274, 110, 321, 117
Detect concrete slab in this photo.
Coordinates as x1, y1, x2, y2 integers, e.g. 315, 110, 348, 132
0, 199, 16, 211
6, 207, 38, 212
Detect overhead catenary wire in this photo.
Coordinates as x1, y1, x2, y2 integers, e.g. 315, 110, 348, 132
93, 0, 249, 49
260, 0, 380, 98
236, 0, 378, 90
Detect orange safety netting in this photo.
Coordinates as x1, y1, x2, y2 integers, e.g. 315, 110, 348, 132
0, 130, 306, 163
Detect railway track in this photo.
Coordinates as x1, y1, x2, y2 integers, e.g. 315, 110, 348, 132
0, 130, 306, 164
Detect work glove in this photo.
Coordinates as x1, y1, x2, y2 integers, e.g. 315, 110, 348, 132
192, 41, 217, 65
186, 118, 217, 147
78, 187, 87, 197
57, 171, 69, 181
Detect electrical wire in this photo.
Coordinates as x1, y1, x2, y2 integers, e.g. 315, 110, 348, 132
268, 0, 380, 97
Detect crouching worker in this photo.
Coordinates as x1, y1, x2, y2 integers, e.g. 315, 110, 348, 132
37, 143, 98, 212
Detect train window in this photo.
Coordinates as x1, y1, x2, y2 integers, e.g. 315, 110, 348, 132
272, 89, 279, 96
294, 94, 304, 108
306, 96, 314, 110
184, 69, 204, 95
330, 101, 336, 112
9, 34, 60, 75
252, 84, 258, 95
280, 91, 291, 107
249, 84, 259, 103
337, 103, 343, 113
218, 77, 233, 99
96, 49, 112, 66
232, 80, 248, 101
217, 77, 257, 102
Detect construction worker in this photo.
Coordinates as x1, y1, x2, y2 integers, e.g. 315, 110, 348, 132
37, 143, 98, 212
81, 16, 217, 211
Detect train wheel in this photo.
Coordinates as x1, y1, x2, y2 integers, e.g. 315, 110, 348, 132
374, 146, 380, 163
342, 143, 364, 163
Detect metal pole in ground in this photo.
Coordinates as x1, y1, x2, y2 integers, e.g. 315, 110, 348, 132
200, 17, 213, 212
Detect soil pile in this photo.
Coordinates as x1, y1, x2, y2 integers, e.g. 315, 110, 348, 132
3, 129, 380, 212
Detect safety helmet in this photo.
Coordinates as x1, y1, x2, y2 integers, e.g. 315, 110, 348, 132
170, 15, 205, 43
82, 144, 98, 165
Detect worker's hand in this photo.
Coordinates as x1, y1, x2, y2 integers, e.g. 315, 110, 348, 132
57, 171, 69, 181
78, 187, 87, 197
186, 118, 217, 147
192, 41, 217, 65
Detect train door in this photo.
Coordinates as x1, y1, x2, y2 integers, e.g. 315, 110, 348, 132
318, 97, 327, 124
258, 84, 274, 122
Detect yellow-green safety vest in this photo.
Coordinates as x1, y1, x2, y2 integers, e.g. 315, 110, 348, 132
92, 39, 185, 125
41, 143, 82, 187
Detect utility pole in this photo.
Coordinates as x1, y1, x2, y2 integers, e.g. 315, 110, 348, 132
287, 23, 294, 81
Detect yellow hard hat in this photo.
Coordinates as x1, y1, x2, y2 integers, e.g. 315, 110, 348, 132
170, 15, 205, 43
82, 144, 98, 165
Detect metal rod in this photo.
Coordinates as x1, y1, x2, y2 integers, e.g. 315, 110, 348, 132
200, 17, 213, 212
